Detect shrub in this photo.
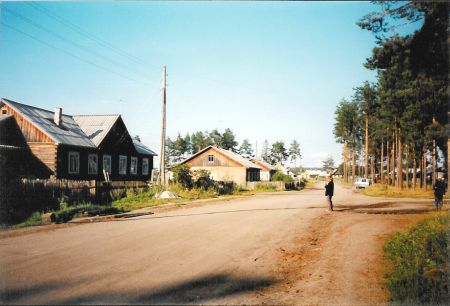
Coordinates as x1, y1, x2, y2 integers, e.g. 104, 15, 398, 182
172, 164, 193, 189
271, 171, 293, 183
213, 181, 236, 195
384, 213, 448, 304
192, 169, 214, 190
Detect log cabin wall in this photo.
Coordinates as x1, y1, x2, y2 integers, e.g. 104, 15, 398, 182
0, 104, 54, 143
28, 143, 57, 174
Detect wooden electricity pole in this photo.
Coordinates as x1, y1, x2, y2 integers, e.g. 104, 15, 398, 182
159, 65, 167, 187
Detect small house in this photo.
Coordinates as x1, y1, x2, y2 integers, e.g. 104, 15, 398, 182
0, 98, 156, 181
179, 145, 261, 185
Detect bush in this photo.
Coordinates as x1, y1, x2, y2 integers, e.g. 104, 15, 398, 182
213, 181, 236, 195
271, 171, 293, 183
384, 213, 448, 304
172, 164, 193, 189
192, 169, 214, 189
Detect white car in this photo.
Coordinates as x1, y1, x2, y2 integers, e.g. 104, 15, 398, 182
354, 177, 371, 189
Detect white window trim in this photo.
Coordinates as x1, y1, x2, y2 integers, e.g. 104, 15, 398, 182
88, 153, 98, 175
68, 151, 80, 174
208, 154, 214, 163
119, 155, 127, 175
103, 155, 112, 174
130, 157, 138, 175
142, 158, 149, 175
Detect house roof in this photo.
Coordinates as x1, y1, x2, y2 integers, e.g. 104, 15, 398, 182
133, 138, 157, 156
2, 99, 157, 154
1, 98, 96, 148
73, 114, 120, 146
182, 145, 261, 169
252, 159, 276, 171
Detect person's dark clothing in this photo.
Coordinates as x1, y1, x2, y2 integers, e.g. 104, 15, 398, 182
325, 181, 334, 211
433, 180, 446, 199
325, 181, 334, 197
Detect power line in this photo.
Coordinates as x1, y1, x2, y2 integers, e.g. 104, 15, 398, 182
1, 22, 150, 85
3, 7, 155, 83
26, 2, 160, 72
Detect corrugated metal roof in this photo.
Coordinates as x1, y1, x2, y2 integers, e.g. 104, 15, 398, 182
2, 99, 96, 148
133, 138, 157, 156
181, 145, 261, 169
73, 115, 120, 146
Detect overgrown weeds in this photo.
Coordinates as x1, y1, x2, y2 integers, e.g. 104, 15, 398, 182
384, 212, 448, 304
364, 183, 436, 198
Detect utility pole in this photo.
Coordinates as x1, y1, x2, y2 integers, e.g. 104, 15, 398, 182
159, 65, 167, 187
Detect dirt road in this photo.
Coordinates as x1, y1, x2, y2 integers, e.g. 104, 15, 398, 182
0, 183, 433, 305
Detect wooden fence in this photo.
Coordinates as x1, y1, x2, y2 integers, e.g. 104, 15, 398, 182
20, 178, 150, 205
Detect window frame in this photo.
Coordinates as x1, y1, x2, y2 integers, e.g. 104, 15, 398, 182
208, 154, 214, 163
103, 155, 112, 174
130, 157, 138, 175
68, 151, 80, 174
142, 158, 149, 175
119, 155, 127, 175
88, 153, 98, 175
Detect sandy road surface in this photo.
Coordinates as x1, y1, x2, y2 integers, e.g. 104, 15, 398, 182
0, 183, 434, 305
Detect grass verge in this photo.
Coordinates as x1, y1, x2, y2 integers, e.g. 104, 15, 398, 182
363, 183, 436, 198
384, 212, 448, 305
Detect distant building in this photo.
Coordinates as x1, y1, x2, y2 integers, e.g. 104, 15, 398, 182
0, 98, 157, 181
179, 145, 261, 185
252, 159, 276, 181
303, 169, 329, 179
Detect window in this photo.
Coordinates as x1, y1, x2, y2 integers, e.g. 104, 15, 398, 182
1, 109, 7, 114
119, 155, 127, 175
87, 154, 98, 175
68, 152, 79, 174
208, 154, 214, 163
130, 157, 138, 175
142, 158, 149, 175
103, 155, 112, 174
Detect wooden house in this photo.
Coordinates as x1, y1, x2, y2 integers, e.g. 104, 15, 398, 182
0, 114, 52, 179
179, 145, 261, 185
251, 159, 276, 181
0, 98, 156, 181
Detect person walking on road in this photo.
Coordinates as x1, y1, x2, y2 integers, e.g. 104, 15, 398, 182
325, 175, 334, 211
433, 177, 446, 211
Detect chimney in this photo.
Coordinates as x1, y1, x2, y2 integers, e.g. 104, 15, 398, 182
54, 107, 62, 126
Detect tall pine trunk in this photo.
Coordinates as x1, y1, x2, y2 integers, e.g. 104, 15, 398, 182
405, 144, 409, 189
352, 144, 356, 183
387, 140, 390, 185
413, 157, 417, 190
344, 140, 348, 183
365, 115, 369, 178
381, 140, 384, 183
371, 154, 375, 182
391, 132, 395, 186
432, 139, 436, 187
397, 130, 403, 190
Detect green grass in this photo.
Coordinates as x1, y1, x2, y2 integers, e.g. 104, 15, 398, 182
254, 183, 278, 192
363, 183, 437, 198
14, 211, 44, 228
384, 212, 448, 304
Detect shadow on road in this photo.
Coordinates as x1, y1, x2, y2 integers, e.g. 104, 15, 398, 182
1, 274, 276, 304
71, 207, 307, 223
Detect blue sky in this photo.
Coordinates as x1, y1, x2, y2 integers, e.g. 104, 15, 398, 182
0, 1, 420, 167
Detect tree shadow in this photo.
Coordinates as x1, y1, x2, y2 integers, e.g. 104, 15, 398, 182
53, 274, 276, 304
